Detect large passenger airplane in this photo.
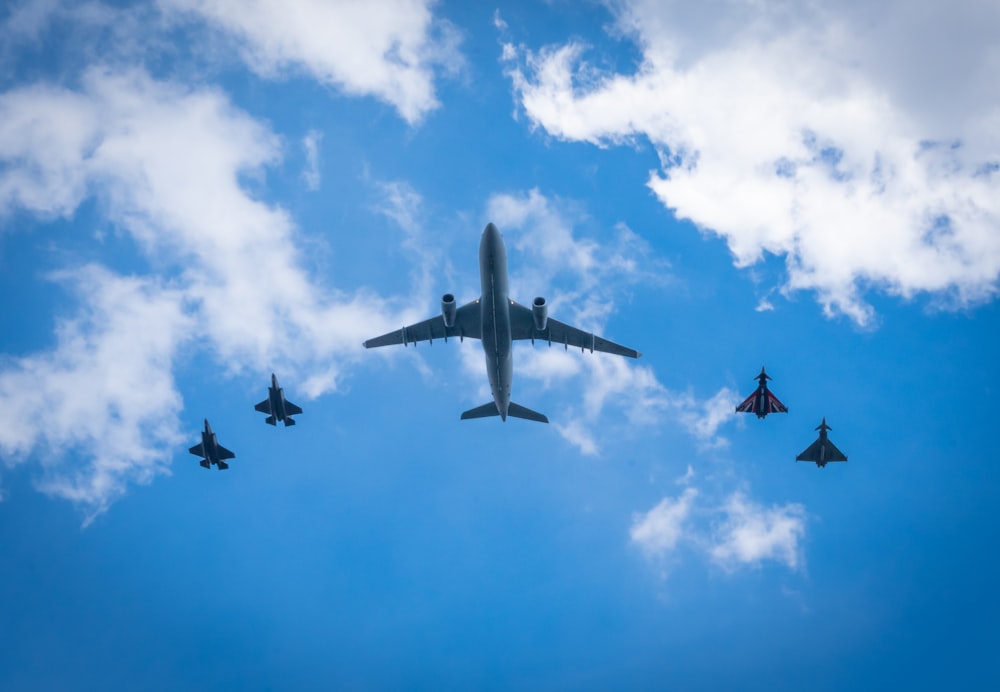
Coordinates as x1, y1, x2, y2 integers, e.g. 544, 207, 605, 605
364, 223, 641, 423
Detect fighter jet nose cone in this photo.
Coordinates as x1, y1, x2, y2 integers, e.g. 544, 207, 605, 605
484, 222, 499, 235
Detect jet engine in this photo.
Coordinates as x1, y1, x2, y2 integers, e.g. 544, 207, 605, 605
441, 293, 457, 327
532, 296, 548, 331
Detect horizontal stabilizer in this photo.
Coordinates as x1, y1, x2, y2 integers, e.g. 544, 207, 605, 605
461, 402, 500, 420
265, 416, 276, 426
284, 417, 296, 427
217, 461, 229, 471
507, 402, 548, 423
199, 459, 209, 469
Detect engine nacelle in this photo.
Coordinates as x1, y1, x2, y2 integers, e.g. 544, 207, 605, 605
532, 296, 548, 331
441, 293, 457, 327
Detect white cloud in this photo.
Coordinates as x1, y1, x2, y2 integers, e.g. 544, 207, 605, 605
631, 487, 807, 574
630, 487, 698, 557
0, 266, 189, 523
709, 492, 807, 571
505, 0, 1000, 324
0, 67, 410, 518
161, 0, 463, 124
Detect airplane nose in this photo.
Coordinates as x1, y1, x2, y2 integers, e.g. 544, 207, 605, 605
484, 222, 499, 237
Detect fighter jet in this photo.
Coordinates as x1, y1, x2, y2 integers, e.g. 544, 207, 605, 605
735, 366, 788, 419
363, 223, 641, 423
254, 373, 303, 426
796, 418, 847, 468
188, 419, 235, 470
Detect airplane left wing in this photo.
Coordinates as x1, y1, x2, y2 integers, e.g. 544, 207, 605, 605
188, 443, 205, 457
254, 400, 271, 414
364, 300, 482, 348
285, 401, 303, 416
217, 445, 236, 461
735, 392, 758, 413
509, 302, 640, 358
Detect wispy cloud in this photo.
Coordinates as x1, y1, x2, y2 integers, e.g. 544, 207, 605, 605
301, 129, 322, 191
630, 485, 807, 575
630, 487, 698, 557
504, 0, 1000, 325
708, 492, 807, 571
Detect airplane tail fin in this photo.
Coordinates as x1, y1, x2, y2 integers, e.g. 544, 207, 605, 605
265, 416, 276, 426
507, 402, 548, 423
461, 402, 500, 420
460, 401, 549, 423
284, 417, 296, 427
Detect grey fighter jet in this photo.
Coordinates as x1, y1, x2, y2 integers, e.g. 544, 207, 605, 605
796, 418, 847, 468
254, 373, 303, 426
189, 419, 235, 470
364, 223, 641, 422
736, 366, 788, 419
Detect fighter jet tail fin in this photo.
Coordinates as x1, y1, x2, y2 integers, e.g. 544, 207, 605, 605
461, 402, 500, 420
507, 402, 549, 424
265, 416, 276, 426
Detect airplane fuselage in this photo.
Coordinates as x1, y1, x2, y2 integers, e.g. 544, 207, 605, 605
479, 223, 513, 420
267, 386, 287, 421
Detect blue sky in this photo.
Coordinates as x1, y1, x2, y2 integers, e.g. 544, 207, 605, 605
1, 0, 998, 689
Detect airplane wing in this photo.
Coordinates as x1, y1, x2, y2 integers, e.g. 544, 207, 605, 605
217, 445, 236, 461
822, 441, 848, 462
364, 300, 482, 348
765, 391, 788, 414
285, 401, 303, 416
254, 400, 271, 414
796, 440, 847, 463
735, 392, 758, 413
795, 439, 822, 462
188, 443, 205, 457
508, 301, 640, 358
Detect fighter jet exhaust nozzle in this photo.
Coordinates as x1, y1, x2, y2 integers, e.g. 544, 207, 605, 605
441, 293, 457, 327
532, 296, 548, 331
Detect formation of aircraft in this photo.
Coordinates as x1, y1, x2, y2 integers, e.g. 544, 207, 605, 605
189, 374, 304, 470
363, 223, 640, 423
188, 222, 848, 470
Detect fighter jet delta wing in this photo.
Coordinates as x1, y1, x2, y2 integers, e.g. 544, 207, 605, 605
364, 298, 483, 348
508, 301, 641, 358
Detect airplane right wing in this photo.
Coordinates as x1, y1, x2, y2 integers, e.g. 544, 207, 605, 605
766, 391, 788, 414
364, 300, 482, 348
735, 392, 758, 413
285, 401, 303, 416
217, 445, 236, 461
188, 443, 205, 457
508, 301, 640, 358
254, 400, 271, 414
